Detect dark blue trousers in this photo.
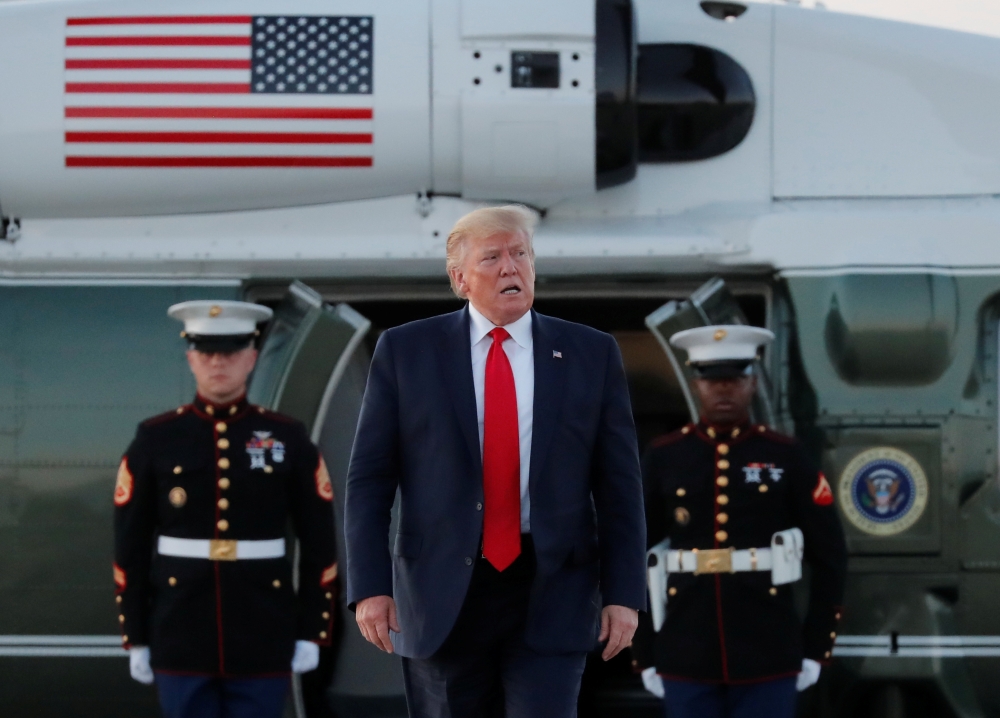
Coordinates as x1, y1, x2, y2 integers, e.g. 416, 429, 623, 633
155, 674, 290, 718
661, 677, 797, 718
401, 537, 587, 718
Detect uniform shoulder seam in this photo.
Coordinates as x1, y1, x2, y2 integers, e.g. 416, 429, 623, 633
141, 407, 189, 427
251, 406, 300, 425
649, 425, 694, 448
757, 426, 797, 444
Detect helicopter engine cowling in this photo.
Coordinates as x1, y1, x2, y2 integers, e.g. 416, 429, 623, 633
0, 0, 635, 219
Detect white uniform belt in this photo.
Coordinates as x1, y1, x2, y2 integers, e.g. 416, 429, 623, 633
157, 536, 285, 561
667, 547, 773, 574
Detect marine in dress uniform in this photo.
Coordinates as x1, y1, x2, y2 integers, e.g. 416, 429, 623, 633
113, 301, 339, 718
632, 325, 847, 718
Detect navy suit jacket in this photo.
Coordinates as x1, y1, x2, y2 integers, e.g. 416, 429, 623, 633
344, 307, 646, 659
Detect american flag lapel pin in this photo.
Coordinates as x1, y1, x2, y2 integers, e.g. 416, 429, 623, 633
552, 350, 562, 359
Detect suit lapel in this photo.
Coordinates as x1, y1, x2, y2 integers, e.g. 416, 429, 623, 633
529, 311, 566, 493
437, 307, 482, 470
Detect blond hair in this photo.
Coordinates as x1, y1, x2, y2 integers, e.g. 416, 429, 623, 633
445, 205, 538, 298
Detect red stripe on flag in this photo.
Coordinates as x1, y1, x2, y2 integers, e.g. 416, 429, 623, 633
66, 156, 374, 168
66, 59, 252, 70
66, 83, 250, 94
65, 107, 373, 119
67, 16, 253, 26
66, 36, 251, 46
66, 131, 373, 144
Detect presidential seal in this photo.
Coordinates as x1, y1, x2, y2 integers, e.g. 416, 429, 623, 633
838, 447, 928, 536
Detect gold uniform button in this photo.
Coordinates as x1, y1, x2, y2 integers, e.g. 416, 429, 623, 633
217, 438, 230, 450
216, 422, 227, 433
681, 426, 690, 434
830, 631, 837, 639
758, 425, 766, 433
717, 459, 730, 470
676, 488, 686, 497
206, 406, 215, 416
122, 635, 129, 643
264, 465, 274, 474
731, 427, 741, 438
272, 580, 281, 589
674, 507, 691, 526
759, 484, 769, 493
717, 476, 728, 487
824, 651, 831, 659
218, 498, 229, 510
229, 405, 237, 416
218, 458, 230, 470
116, 595, 122, 604
717, 494, 729, 505
715, 530, 728, 542
176, 407, 184, 414
717, 512, 728, 524
835, 612, 842, 620
325, 592, 333, 600
322, 612, 330, 620
668, 587, 677, 597
217, 519, 229, 531
169, 487, 187, 508
717, 444, 729, 455
319, 631, 328, 640
169, 577, 177, 587
173, 466, 183, 475
219, 478, 231, 490
769, 587, 778, 596
119, 615, 125, 623
707, 427, 717, 438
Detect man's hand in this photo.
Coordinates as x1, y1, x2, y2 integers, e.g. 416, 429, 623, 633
599, 604, 638, 661
291, 640, 320, 673
356, 595, 400, 653
796, 658, 821, 691
129, 645, 154, 685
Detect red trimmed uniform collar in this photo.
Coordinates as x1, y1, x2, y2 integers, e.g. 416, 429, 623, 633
693, 420, 755, 445
192, 393, 251, 421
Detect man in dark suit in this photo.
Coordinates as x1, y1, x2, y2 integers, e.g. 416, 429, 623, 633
344, 205, 647, 718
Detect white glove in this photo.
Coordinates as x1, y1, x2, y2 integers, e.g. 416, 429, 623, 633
796, 658, 821, 691
129, 646, 154, 685
641, 666, 665, 698
291, 640, 320, 674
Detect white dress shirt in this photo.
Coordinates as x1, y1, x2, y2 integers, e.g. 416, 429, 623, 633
468, 303, 534, 533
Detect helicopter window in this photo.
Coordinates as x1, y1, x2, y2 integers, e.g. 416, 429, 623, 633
636, 44, 755, 162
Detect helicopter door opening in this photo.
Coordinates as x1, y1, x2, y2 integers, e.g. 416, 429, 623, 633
645, 277, 775, 426
247, 282, 408, 718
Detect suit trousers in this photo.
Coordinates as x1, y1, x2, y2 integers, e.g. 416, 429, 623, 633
401, 535, 588, 718
661, 677, 798, 718
155, 674, 289, 718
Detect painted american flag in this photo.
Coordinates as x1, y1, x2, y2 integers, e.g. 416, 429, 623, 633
64, 15, 374, 168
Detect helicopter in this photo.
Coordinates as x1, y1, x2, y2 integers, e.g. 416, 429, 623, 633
0, 0, 998, 715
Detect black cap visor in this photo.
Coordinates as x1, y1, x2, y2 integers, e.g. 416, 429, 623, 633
691, 360, 754, 379
187, 333, 255, 355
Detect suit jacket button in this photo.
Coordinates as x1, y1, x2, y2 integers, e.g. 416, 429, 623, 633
476, 502, 483, 511
465, 557, 473, 566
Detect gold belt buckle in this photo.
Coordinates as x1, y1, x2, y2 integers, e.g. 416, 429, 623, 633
694, 547, 734, 575
209, 539, 238, 561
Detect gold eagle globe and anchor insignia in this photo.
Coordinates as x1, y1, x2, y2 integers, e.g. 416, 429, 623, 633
838, 447, 929, 536
169, 487, 188, 508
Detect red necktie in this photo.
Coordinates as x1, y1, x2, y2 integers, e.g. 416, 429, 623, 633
482, 327, 521, 571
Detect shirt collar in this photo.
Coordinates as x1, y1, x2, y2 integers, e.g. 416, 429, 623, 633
468, 303, 532, 349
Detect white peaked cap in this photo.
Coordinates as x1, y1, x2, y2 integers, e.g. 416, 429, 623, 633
669, 325, 775, 363
167, 300, 273, 336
